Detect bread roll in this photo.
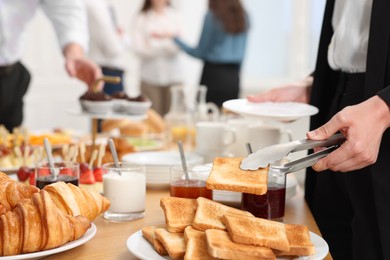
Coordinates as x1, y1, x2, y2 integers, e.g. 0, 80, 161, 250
119, 121, 148, 137
101, 119, 130, 133
145, 109, 165, 133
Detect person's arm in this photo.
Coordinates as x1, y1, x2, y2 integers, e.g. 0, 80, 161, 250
84, 0, 125, 58
173, 12, 215, 59
133, 13, 179, 59
63, 43, 102, 90
308, 93, 390, 172
247, 76, 313, 104
41, 0, 102, 90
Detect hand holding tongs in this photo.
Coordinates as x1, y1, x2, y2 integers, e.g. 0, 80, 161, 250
240, 133, 346, 174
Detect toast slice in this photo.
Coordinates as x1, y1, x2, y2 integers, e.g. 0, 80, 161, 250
184, 226, 205, 242
206, 229, 276, 260
274, 224, 316, 256
155, 228, 186, 260
223, 214, 290, 252
193, 197, 253, 231
206, 157, 268, 195
184, 226, 216, 260
160, 197, 197, 232
141, 226, 168, 256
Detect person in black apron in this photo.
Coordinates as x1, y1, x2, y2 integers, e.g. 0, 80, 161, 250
248, 0, 390, 258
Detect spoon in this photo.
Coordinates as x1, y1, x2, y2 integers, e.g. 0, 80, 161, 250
177, 141, 190, 181
108, 138, 122, 175
43, 138, 57, 180
246, 143, 253, 155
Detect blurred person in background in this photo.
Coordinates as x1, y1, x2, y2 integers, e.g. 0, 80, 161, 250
83, 0, 131, 95
0, 0, 102, 132
172, 0, 249, 107
133, 0, 184, 116
249, 0, 390, 259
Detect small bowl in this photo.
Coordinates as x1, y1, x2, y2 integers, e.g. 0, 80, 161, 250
124, 100, 152, 115
80, 100, 114, 114
112, 99, 127, 113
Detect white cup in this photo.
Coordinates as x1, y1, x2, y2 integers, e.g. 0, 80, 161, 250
102, 162, 146, 222
195, 121, 235, 162
226, 119, 292, 157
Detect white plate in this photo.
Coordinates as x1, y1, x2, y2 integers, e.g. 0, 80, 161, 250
124, 137, 165, 152
122, 151, 204, 167
223, 99, 319, 122
67, 108, 147, 120
127, 229, 329, 260
0, 223, 96, 260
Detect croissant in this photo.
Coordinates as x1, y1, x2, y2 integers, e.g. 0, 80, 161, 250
0, 190, 90, 256
44, 182, 110, 221
0, 172, 39, 214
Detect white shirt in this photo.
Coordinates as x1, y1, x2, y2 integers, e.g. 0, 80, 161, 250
133, 8, 183, 86
83, 0, 130, 70
0, 0, 88, 66
328, 0, 373, 73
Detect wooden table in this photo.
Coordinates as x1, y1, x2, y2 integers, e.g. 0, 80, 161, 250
45, 186, 332, 260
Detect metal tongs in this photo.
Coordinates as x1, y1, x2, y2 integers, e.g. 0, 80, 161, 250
240, 133, 346, 175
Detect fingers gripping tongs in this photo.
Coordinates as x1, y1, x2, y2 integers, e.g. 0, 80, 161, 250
240, 133, 346, 175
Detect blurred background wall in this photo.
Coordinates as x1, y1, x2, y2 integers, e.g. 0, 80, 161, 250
21, 0, 326, 133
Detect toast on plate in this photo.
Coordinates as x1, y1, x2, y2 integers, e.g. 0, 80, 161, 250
155, 228, 186, 260
223, 214, 290, 252
206, 157, 268, 195
274, 224, 316, 256
205, 229, 276, 260
141, 226, 168, 256
160, 197, 197, 232
193, 197, 253, 231
184, 226, 215, 260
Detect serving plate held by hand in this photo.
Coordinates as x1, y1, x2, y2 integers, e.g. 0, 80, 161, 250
126, 229, 329, 260
223, 99, 319, 122
0, 223, 96, 260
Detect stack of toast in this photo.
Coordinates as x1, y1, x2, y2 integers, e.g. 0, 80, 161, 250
142, 197, 315, 259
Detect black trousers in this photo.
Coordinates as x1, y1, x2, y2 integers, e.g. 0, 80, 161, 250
200, 61, 240, 107
0, 62, 31, 131
305, 72, 390, 260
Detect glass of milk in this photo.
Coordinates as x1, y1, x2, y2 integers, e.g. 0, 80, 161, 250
102, 162, 146, 222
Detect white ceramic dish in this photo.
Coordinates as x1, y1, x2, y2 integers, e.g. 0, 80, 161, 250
122, 151, 203, 189
127, 229, 329, 260
112, 99, 127, 113
122, 151, 203, 167
0, 223, 96, 260
80, 100, 114, 114
223, 99, 319, 122
125, 100, 152, 115
67, 108, 147, 120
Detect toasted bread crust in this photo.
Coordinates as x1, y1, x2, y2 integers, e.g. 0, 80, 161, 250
141, 226, 168, 255
193, 197, 253, 231
155, 228, 186, 260
160, 197, 197, 233
274, 224, 316, 256
223, 214, 290, 252
206, 229, 276, 260
184, 227, 215, 260
206, 157, 268, 195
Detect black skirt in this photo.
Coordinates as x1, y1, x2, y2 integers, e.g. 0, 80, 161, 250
199, 61, 240, 107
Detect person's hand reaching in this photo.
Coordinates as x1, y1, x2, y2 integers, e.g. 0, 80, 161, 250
308, 95, 390, 172
248, 76, 313, 104
64, 43, 103, 91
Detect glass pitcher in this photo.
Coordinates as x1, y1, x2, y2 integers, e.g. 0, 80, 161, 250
196, 85, 220, 122
164, 86, 195, 145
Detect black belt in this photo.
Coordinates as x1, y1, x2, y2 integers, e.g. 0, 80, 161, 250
0, 63, 17, 76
